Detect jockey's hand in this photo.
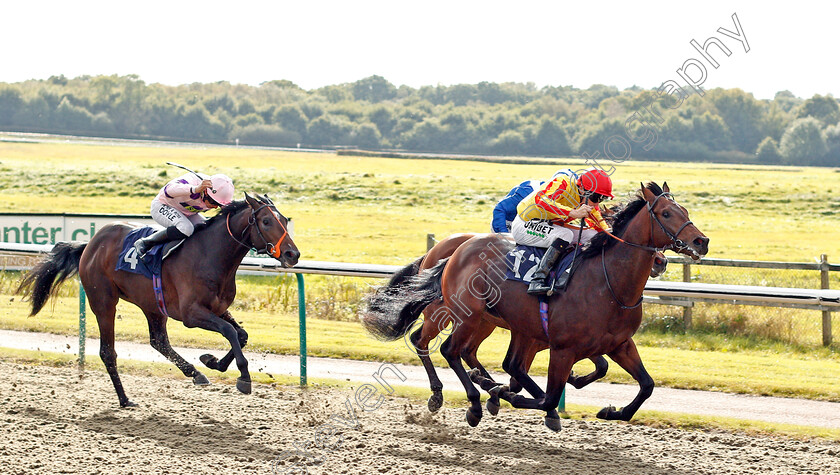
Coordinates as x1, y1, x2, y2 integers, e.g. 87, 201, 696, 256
194, 179, 213, 194
569, 205, 593, 219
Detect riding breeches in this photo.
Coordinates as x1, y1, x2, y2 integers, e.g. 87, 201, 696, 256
150, 200, 206, 236
510, 216, 598, 247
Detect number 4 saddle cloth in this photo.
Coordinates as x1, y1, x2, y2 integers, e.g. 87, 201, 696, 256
504, 244, 580, 286
115, 227, 185, 279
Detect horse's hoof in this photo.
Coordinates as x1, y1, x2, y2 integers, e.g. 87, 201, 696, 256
465, 407, 482, 427
193, 373, 211, 386
544, 414, 562, 432
488, 384, 509, 398
596, 405, 617, 420
428, 391, 444, 413
199, 354, 219, 370
120, 400, 138, 408
486, 396, 500, 416
236, 378, 252, 395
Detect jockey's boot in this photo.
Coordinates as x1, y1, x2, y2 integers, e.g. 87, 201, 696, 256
134, 226, 186, 258
527, 238, 569, 295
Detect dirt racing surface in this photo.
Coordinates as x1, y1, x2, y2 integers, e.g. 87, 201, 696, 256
0, 361, 838, 475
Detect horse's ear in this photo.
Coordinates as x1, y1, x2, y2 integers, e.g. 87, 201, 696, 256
244, 192, 260, 208
641, 183, 656, 202
662, 182, 670, 193
261, 194, 274, 205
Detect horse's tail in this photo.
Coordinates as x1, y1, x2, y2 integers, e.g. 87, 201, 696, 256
15, 242, 87, 316
361, 257, 449, 341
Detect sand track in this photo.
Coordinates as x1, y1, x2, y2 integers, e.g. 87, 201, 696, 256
1, 361, 838, 474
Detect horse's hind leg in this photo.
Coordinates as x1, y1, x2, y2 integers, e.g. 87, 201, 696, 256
86, 282, 136, 407
145, 311, 210, 385
599, 338, 653, 422
440, 334, 483, 427
410, 315, 445, 413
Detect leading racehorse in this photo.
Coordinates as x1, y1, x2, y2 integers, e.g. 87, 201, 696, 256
363, 182, 707, 430
16, 193, 299, 407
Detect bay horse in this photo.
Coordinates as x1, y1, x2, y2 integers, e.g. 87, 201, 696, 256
16, 193, 299, 407
363, 182, 707, 430
370, 233, 667, 418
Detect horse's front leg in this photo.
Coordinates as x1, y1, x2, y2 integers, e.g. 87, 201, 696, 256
199, 311, 247, 372
184, 308, 251, 394
567, 355, 609, 389
597, 338, 654, 421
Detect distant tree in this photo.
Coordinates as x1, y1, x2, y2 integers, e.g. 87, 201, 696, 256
795, 94, 840, 127
779, 117, 828, 165
368, 106, 395, 137
352, 75, 397, 103
692, 112, 732, 151
274, 105, 308, 136
307, 115, 354, 145
773, 90, 802, 113
822, 122, 840, 167
755, 136, 782, 164
316, 85, 351, 104
492, 129, 526, 155
707, 88, 764, 154
233, 113, 264, 128
0, 88, 23, 125
530, 118, 572, 156
350, 123, 382, 149
237, 99, 256, 116
53, 97, 94, 131
261, 79, 302, 90
446, 84, 478, 106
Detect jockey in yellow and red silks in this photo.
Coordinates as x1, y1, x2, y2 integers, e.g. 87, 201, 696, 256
512, 168, 614, 295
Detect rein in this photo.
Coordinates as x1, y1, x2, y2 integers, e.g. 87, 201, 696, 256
225, 204, 290, 258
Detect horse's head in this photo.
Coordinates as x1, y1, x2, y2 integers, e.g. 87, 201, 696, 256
642, 182, 709, 261
650, 251, 668, 278
243, 192, 300, 267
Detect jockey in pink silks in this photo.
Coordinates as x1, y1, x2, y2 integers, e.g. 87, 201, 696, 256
134, 173, 235, 256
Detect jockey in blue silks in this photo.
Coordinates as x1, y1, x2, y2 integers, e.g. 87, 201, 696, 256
491, 179, 543, 233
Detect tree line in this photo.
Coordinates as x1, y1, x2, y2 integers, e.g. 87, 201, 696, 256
0, 74, 838, 166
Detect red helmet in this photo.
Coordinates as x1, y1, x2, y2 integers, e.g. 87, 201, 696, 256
577, 169, 614, 199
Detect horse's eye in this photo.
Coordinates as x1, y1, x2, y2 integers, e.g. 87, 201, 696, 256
663, 211, 671, 219
262, 218, 271, 226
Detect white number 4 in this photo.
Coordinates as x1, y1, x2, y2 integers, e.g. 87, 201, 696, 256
124, 248, 139, 270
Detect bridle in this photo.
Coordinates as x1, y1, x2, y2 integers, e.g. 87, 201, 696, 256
600, 191, 695, 309
225, 204, 291, 258
600, 192, 694, 254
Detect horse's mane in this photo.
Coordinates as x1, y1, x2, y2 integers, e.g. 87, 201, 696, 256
204, 199, 251, 226
580, 182, 664, 259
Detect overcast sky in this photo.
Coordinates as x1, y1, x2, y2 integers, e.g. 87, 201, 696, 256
2, 1, 834, 100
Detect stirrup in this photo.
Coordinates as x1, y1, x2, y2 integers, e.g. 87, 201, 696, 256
527, 278, 552, 295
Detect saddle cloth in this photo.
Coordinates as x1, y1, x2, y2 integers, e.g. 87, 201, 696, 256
115, 227, 184, 279
504, 244, 578, 286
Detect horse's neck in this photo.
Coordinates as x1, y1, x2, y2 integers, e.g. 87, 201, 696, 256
602, 208, 656, 305
197, 213, 252, 277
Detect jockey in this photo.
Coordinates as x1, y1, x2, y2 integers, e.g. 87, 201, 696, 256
491, 179, 543, 233
512, 168, 614, 295
134, 172, 235, 257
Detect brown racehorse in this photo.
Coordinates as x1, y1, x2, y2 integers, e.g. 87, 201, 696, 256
16, 193, 299, 407
363, 182, 707, 430
375, 233, 667, 417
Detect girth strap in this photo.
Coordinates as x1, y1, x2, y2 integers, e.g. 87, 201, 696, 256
152, 274, 170, 317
